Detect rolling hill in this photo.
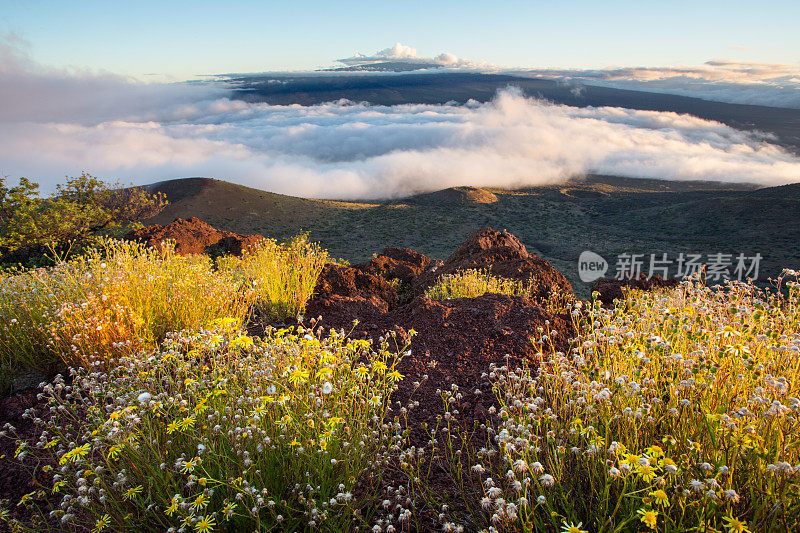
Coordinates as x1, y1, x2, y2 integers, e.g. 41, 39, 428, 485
147, 176, 799, 295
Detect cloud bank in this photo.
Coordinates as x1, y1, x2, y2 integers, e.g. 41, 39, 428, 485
2, 37, 799, 198
511, 59, 800, 109
337, 42, 483, 68
336, 44, 800, 108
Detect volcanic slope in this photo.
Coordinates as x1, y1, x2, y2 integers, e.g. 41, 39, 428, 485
147, 176, 799, 295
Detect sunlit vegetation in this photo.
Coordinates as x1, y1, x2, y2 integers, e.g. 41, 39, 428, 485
425, 269, 528, 300
1, 173, 167, 266
407, 272, 800, 531
2, 222, 799, 531
217, 234, 328, 322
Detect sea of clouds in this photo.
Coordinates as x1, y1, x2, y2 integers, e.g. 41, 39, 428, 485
2, 38, 800, 199
343, 43, 800, 109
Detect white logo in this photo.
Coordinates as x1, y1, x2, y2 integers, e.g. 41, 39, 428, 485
578, 250, 608, 283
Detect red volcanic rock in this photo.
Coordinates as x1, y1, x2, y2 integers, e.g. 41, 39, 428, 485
357, 247, 442, 285
414, 227, 573, 302
127, 217, 264, 256
310, 263, 398, 310
591, 273, 681, 306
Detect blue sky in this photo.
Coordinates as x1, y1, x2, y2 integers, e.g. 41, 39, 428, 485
2, 0, 798, 79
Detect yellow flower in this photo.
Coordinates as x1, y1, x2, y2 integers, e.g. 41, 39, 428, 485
637, 464, 656, 483
194, 515, 216, 533
638, 508, 658, 529
289, 368, 309, 385
191, 493, 208, 511
723, 515, 751, 533
650, 489, 669, 507
372, 360, 388, 374
388, 370, 404, 382
59, 443, 90, 465
646, 445, 665, 458
165, 496, 180, 516
91, 514, 111, 533
123, 485, 143, 501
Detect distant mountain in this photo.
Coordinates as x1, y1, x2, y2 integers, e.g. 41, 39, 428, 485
147, 176, 799, 295
225, 72, 800, 154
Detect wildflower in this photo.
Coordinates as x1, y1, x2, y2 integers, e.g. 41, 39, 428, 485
513, 459, 528, 473
137, 392, 151, 404
650, 489, 669, 507
689, 479, 705, 493
530, 461, 544, 474
537, 495, 546, 505
539, 474, 555, 487
59, 443, 90, 465
91, 514, 111, 533
191, 493, 208, 511
322, 382, 334, 395
122, 485, 143, 501
723, 489, 740, 503
561, 522, 588, 533
194, 515, 216, 533
722, 515, 751, 533
637, 464, 656, 483
637, 508, 658, 529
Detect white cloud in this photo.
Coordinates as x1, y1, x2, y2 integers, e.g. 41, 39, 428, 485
337, 42, 481, 68
509, 59, 800, 108
2, 83, 799, 198
2, 36, 799, 198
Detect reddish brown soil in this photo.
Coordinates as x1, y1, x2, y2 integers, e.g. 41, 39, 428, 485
357, 247, 443, 285
591, 273, 680, 306
301, 227, 576, 427
127, 216, 265, 256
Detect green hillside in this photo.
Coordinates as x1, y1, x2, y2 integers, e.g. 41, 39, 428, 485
147, 176, 798, 294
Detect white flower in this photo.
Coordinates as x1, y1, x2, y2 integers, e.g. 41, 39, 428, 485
136, 392, 151, 404
322, 382, 333, 395
539, 474, 555, 487
536, 495, 546, 505
723, 489, 740, 502
689, 479, 705, 493
530, 461, 544, 474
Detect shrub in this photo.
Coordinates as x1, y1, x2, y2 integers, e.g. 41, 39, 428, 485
217, 234, 328, 322
8, 325, 407, 532
405, 272, 800, 531
0, 240, 250, 388
425, 269, 528, 300
1, 173, 167, 265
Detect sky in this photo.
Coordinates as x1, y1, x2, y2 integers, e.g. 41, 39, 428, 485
2, 0, 799, 79
1, 0, 799, 196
